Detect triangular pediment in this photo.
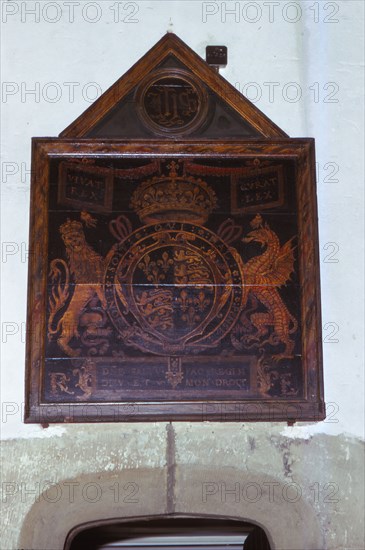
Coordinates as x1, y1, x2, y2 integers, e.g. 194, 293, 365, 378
60, 33, 287, 139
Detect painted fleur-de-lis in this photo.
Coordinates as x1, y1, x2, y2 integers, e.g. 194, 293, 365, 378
195, 290, 211, 313
157, 251, 173, 272
138, 254, 166, 285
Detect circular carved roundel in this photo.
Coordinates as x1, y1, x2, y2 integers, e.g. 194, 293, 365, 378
135, 68, 209, 136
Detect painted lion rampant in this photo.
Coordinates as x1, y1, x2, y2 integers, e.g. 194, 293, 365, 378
48, 214, 106, 357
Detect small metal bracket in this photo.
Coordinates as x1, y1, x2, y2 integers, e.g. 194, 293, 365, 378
206, 46, 227, 73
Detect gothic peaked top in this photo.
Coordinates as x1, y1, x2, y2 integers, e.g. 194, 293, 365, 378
60, 33, 288, 139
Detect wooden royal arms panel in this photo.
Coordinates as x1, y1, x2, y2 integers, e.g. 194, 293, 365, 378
25, 140, 325, 423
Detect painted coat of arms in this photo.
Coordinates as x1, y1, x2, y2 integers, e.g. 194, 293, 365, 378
45, 158, 301, 402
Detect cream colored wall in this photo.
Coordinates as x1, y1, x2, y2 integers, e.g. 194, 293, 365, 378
1, 1, 364, 548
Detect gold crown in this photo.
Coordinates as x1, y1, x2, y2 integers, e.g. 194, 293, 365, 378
130, 163, 217, 224
59, 219, 83, 237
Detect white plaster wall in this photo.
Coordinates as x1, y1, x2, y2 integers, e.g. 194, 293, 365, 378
1, 0, 364, 441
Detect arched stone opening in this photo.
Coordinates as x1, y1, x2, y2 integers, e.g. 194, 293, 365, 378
18, 466, 323, 550
64, 515, 272, 550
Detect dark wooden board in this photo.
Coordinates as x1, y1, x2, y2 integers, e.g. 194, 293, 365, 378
24, 139, 324, 423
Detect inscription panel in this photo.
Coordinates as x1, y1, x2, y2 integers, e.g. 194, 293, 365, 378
231, 164, 285, 213
58, 162, 113, 212
45, 356, 256, 401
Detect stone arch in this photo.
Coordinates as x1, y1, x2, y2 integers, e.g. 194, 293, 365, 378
18, 466, 323, 550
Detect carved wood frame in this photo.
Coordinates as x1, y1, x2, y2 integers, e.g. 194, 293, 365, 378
25, 138, 324, 423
